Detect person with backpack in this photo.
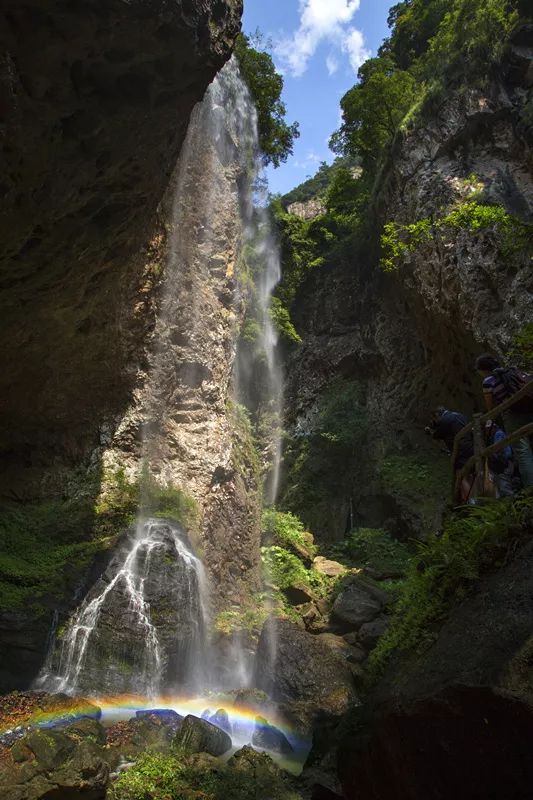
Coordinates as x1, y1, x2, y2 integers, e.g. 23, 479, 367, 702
426, 406, 475, 502
475, 354, 533, 488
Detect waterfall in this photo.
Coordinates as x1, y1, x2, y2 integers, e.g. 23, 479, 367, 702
36, 58, 282, 698
37, 519, 210, 697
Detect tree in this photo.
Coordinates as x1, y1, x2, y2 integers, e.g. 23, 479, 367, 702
235, 33, 299, 168
330, 57, 417, 170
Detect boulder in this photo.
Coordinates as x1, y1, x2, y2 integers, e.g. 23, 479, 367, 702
209, 708, 232, 735
313, 558, 347, 577
358, 616, 390, 652
1, 724, 109, 800
339, 540, 533, 799
332, 577, 388, 629
254, 618, 357, 722
174, 714, 232, 757
252, 716, 294, 756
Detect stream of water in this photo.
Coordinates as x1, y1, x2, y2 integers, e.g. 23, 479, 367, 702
36, 57, 282, 703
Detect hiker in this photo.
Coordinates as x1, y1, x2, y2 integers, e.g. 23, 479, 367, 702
426, 407, 474, 502
475, 354, 533, 489
484, 420, 514, 498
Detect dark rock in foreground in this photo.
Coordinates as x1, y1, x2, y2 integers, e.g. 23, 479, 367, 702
0, 720, 109, 799
254, 618, 357, 723
174, 714, 232, 757
339, 540, 533, 799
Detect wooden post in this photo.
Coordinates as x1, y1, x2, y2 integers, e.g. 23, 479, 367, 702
472, 413, 485, 499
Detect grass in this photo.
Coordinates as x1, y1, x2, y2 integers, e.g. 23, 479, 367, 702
368, 493, 533, 677
108, 750, 298, 800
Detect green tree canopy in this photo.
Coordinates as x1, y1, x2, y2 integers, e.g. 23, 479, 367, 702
330, 56, 417, 168
235, 33, 299, 168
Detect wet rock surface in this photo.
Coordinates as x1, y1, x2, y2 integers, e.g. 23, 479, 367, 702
0, 718, 109, 800
332, 577, 388, 630
254, 618, 358, 723
252, 717, 294, 756
174, 714, 232, 757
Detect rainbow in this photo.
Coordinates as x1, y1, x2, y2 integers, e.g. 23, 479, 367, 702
0, 693, 311, 773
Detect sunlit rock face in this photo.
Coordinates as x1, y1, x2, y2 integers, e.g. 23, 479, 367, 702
0, 0, 242, 496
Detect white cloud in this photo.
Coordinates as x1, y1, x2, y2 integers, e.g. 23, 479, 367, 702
342, 28, 370, 73
326, 55, 339, 76
292, 149, 322, 170
275, 0, 369, 77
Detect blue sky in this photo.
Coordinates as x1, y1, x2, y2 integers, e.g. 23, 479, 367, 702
242, 0, 393, 195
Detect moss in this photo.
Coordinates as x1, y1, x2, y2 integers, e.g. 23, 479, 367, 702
368, 493, 533, 678
0, 467, 198, 613
262, 509, 316, 555
227, 401, 262, 487
214, 594, 270, 642
377, 453, 449, 531
380, 202, 532, 272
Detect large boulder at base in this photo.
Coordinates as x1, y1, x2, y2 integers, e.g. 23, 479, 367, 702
252, 716, 294, 756
332, 577, 388, 629
174, 714, 232, 757
339, 539, 533, 799
254, 618, 357, 722
0, 724, 109, 800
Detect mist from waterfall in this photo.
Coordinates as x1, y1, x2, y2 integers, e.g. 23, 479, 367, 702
36, 58, 282, 698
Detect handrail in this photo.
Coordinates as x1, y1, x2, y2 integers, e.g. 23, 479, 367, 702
450, 379, 533, 504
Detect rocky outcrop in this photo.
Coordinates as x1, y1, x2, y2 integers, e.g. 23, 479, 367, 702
338, 538, 533, 799
283, 25, 533, 543
254, 618, 358, 727
0, 0, 242, 498
0, 720, 110, 800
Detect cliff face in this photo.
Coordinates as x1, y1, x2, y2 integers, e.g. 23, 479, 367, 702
0, 0, 242, 498
283, 26, 533, 543
0, 0, 251, 691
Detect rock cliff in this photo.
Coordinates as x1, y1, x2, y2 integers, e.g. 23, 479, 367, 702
282, 24, 533, 543
0, 0, 242, 498
0, 0, 250, 691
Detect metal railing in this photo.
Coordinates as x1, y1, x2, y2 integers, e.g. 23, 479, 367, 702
451, 380, 533, 504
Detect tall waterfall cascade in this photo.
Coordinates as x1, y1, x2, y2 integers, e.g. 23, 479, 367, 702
36, 59, 283, 698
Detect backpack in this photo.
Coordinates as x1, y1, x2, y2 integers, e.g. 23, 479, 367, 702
493, 367, 533, 413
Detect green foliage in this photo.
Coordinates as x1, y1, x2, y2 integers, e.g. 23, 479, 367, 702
214, 593, 270, 641
369, 493, 533, 676
330, 528, 411, 575
422, 0, 519, 87
262, 509, 314, 553
280, 156, 360, 208
261, 546, 310, 590
331, 0, 518, 181
269, 296, 301, 344
109, 750, 296, 800
509, 324, 533, 368
331, 56, 417, 171
380, 218, 432, 272
235, 33, 299, 168
380, 202, 532, 272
